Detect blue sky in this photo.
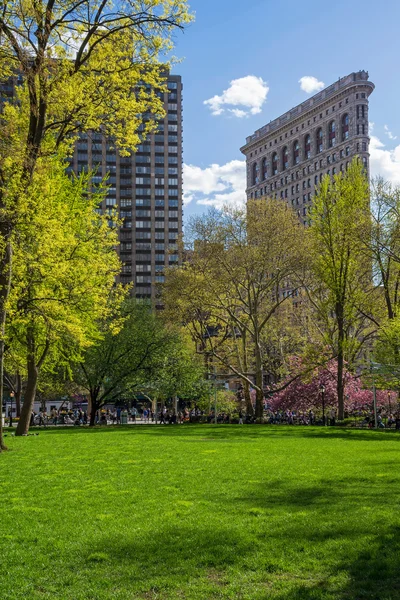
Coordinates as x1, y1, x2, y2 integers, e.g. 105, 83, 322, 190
170, 0, 400, 219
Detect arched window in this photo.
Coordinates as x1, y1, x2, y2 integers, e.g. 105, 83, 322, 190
282, 146, 289, 170
304, 134, 311, 159
316, 128, 323, 153
342, 114, 349, 141
261, 157, 267, 181
293, 141, 300, 165
252, 162, 259, 185
362, 156, 368, 170
272, 152, 278, 175
328, 121, 336, 148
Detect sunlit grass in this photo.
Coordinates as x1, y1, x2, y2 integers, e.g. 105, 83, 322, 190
1, 425, 399, 599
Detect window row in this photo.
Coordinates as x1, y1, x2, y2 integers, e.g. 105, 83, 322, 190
251, 115, 356, 184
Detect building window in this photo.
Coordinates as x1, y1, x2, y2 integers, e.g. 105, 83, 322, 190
261, 157, 267, 180
293, 141, 300, 164
362, 142, 367, 152
357, 105, 366, 119
282, 146, 289, 170
342, 113, 349, 141
346, 146, 350, 156
316, 128, 323, 153
252, 162, 259, 185
328, 121, 336, 148
304, 134, 311, 159
272, 152, 278, 175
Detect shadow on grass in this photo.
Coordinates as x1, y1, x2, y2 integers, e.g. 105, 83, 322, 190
33, 424, 400, 444
83, 521, 400, 599
270, 527, 400, 600
81, 524, 255, 596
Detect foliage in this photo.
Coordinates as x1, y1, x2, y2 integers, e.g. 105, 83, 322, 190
196, 388, 239, 415
7, 156, 121, 435
164, 199, 307, 419
75, 300, 182, 424
144, 336, 209, 403
2, 426, 400, 599
368, 178, 400, 372
270, 357, 395, 414
307, 159, 374, 418
0, 0, 192, 450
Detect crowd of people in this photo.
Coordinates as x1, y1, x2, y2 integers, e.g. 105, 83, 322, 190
25, 404, 400, 429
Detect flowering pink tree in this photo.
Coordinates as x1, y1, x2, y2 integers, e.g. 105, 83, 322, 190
268, 358, 396, 415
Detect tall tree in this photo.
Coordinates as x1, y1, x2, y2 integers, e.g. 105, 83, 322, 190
308, 160, 374, 419
164, 199, 307, 419
365, 178, 400, 366
0, 0, 192, 450
5, 157, 121, 436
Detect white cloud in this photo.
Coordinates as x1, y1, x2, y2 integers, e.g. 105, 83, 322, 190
370, 135, 400, 185
204, 76, 269, 118
299, 76, 325, 94
183, 160, 246, 209
384, 124, 397, 140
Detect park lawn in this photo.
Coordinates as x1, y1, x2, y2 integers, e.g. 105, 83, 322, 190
0, 426, 399, 600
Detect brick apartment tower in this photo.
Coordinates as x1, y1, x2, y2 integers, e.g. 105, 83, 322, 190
68, 74, 183, 305
0, 73, 183, 306
240, 71, 374, 224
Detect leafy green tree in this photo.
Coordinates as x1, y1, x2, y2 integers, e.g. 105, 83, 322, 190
308, 160, 375, 419
0, 0, 192, 450
5, 158, 120, 436
145, 336, 208, 408
164, 199, 308, 420
75, 300, 177, 426
365, 178, 400, 370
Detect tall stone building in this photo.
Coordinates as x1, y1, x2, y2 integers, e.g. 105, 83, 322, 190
240, 71, 374, 224
1, 73, 183, 306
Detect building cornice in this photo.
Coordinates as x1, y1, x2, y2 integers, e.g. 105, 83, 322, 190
240, 71, 374, 155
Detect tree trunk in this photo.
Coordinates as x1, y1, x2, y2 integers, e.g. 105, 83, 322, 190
254, 342, 264, 421
16, 349, 38, 437
0, 242, 12, 451
337, 305, 345, 421
15, 373, 22, 417
89, 397, 97, 427
243, 380, 254, 416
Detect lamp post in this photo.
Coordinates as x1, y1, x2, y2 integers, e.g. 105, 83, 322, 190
9, 391, 14, 428
388, 391, 392, 415
319, 384, 326, 426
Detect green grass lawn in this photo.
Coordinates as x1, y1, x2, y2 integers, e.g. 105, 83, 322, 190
1, 425, 399, 600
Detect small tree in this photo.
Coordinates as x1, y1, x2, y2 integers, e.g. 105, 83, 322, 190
75, 301, 177, 426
